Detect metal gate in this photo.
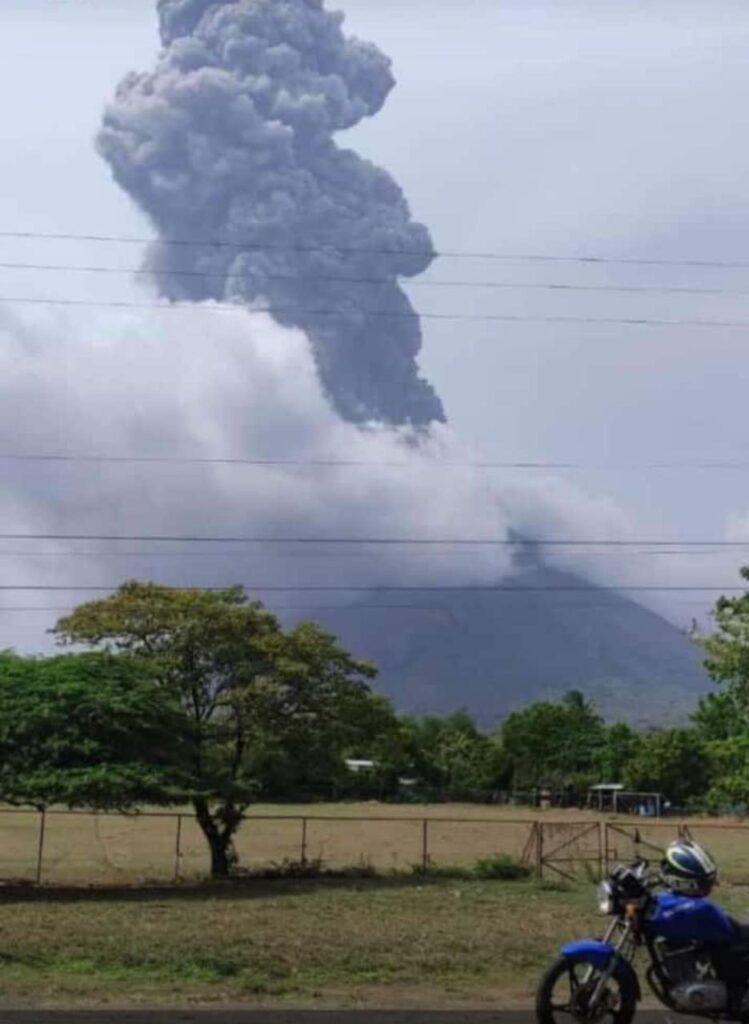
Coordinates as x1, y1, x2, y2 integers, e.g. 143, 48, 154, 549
527, 821, 604, 881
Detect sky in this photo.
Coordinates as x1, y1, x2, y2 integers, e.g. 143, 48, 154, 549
1, 0, 749, 644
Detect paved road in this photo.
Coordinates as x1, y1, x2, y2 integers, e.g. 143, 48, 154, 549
0, 1012, 699, 1023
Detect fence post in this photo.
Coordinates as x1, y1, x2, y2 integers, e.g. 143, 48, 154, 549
421, 818, 429, 870
36, 809, 46, 885
602, 821, 608, 878
173, 814, 182, 882
300, 817, 308, 866
598, 821, 605, 880
537, 821, 544, 878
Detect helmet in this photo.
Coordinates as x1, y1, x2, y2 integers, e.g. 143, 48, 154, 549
661, 839, 717, 896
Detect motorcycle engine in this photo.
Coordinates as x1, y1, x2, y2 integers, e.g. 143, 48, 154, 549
659, 943, 727, 1013
671, 980, 727, 1013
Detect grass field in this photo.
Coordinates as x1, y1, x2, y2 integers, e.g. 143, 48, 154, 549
2, 802, 749, 885
2, 804, 749, 1009
0, 876, 600, 1007
2, 876, 749, 1009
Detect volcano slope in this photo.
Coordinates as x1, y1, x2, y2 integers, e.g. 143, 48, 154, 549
290, 564, 710, 726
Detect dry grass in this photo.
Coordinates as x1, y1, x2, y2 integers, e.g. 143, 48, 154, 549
1, 801, 749, 885
0, 803, 572, 884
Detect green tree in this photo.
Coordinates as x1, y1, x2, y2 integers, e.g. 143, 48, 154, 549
0, 651, 186, 809
703, 734, 749, 810
55, 582, 384, 876
698, 571, 749, 723
596, 722, 640, 783
399, 709, 507, 796
692, 690, 744, 742
692, 572, 749, 810
241, 620, 394, 798
622, 728, 710, 807
499, 690, 606, 793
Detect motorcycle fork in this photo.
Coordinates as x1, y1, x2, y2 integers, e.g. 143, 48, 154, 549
585, 919, 634, 1012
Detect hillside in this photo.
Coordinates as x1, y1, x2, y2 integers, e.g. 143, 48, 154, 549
286, 564, 712, 726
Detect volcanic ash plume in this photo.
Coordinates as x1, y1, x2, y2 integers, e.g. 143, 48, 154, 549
97, 0, 445, 428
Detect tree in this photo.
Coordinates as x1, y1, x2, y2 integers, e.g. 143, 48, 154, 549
399, 709, 508, 797
702, 734, 749, 810
596, 722, 640, 783
54, 582, 386, 876
691, 572, 749, 811
698, 570, 749, 723
0, 651, 186, 809
692, 690, 744, 742
622, 728, 710, 807
499, 690, 606, 793
240, 620, 394, 798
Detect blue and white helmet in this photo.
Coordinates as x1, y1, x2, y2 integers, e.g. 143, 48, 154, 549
661, 839, 717, 896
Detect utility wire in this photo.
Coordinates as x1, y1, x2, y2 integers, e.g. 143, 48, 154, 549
8, 260, 749, 298
1, 533, 749, 547
4, 294, 749, 329
0, 548, 732, 559
0, 603, 453, 613
2, 452, 749, 472
0, 598, 715, 614
0, 584, 744, 593
0, 452, 579, 470
4, 230, 749, 269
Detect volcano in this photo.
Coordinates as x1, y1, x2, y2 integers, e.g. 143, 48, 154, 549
285, 565, 711, 726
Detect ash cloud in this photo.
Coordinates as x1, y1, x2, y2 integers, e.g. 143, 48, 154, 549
97, 0, 445, 427
0, 302, 711, 659
0, 303, 505, 657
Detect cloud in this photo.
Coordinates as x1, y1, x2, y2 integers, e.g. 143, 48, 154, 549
0, 303, 503, 645
0, 295, 731, 654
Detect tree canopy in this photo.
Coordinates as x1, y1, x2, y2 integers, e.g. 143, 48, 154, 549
498, 690, 606, 791
0, 650, 186, 810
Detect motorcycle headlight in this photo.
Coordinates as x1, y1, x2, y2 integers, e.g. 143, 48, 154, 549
597, 880, 615, 914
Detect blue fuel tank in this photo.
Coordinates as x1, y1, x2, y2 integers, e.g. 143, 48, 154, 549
645, 891, 737, 945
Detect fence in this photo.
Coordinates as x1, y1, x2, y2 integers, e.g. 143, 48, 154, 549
1, 809, 749, 886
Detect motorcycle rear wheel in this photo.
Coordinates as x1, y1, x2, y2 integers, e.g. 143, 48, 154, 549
536, 955, 637, 1024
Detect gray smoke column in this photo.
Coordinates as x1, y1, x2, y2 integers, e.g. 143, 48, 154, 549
97, 0, 445, 427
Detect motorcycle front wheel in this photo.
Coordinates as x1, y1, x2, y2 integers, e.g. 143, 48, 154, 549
536, 955, 637, 1024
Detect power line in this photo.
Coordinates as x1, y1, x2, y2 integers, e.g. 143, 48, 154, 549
0, 598, 715, 614
5, 230, 749, 269
5, 294, 749, 329
8, 259, 749, 298
0, 550, 733, 559
0, 603, 453, 613
0, 452, 580, 470
1, 533, 749, 547
3, 451, 749, 472
0, 584, 744, 593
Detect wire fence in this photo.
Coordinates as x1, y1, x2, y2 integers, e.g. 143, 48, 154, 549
1, 809, 748, 887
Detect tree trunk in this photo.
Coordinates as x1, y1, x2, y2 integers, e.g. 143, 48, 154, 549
208, 832, 231, 878
193, 797, 236, 879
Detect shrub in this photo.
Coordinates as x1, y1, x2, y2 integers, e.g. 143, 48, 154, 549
473, 854, 531, 880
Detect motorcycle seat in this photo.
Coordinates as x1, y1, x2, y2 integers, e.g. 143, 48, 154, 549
729, 916, 749, 943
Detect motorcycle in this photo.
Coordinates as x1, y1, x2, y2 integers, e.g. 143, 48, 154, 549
536, 856, 749, 1024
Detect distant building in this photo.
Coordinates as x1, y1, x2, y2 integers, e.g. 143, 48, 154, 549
589, 783, 662, 816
